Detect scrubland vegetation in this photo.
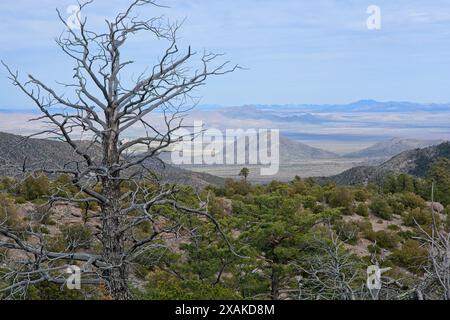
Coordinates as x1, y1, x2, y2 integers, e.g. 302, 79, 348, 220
1, 157, 449, 300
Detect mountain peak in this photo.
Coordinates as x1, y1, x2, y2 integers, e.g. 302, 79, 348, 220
353, 99, 378, 105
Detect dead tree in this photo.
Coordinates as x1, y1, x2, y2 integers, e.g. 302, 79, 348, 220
420, 230, 450, 300
415, 182, 450, 300
298, 228, 360, 300
298, 225, 412, 300
0, 0, 236, 300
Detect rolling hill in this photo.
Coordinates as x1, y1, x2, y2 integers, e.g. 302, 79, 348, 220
344, 137, 443, 159
278, 135, 338, 161
164, 133, 339, 165
323, 141, 450, 185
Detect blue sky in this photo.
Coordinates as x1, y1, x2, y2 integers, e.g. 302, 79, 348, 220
0, 0, 450, 109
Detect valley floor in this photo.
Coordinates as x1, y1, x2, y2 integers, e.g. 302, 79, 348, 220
182, 158, 366, 183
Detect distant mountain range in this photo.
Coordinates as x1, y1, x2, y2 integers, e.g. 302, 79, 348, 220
3, 100, 450, 115
222, 106, 332, 124
324, 142, 450, 185
218, 100, 450, 113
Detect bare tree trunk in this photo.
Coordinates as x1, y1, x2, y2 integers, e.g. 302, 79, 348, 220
101, 127, 131, 300
101, 183, 131, 299
271, 266, 280, 300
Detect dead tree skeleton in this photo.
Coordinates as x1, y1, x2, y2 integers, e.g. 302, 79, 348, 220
414, 182, 450, 300
297, 227, 360, 300
0, 0, 237, 300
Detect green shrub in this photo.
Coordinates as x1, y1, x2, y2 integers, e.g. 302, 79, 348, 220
370, 231, 400, 249
355, 220, 373, 238
356, 203, 369, 217
27, 281, 86, 300
327, 187, 354, 211
32, 198, 47, 205
400, 192, 426, 209
52, 175, 78, 196
0, 194, 19, 227
20, 174, 49, 201
390, 240, 428, 274
387, 224, 400, 231
0, 178, 16, 193
354, 189, 370, 202
445, 205, 450, 215
223, 179, 252, 196
15, 196, 26, 204
141, 271, 241, 300
312, 202, 326, 214
387, 195, 406, 215
291, 177, 308, 195
301, 195, 317, 210
397, 230, 416, 240
370, 197, 393, 220
403, 208, 432, 227
368, 244, 381, 254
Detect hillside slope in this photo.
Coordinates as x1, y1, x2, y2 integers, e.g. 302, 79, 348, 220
323, 142, 450, 185
164, 133, 339, 166
0, 132, 223, 187
344, 137, 443, 159
278, 135, 338, 161
233, 133, 339, 161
